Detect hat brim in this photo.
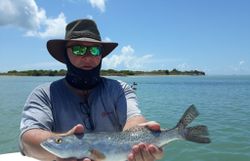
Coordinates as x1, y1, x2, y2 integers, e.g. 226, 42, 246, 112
47, 38, 118, 64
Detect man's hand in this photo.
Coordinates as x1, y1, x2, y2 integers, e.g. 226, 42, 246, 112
63, 124, 85, 136
56, 124, 92, 161
128, 121, 164, 161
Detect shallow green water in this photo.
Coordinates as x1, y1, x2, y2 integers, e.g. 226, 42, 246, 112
0, 75, 249, 161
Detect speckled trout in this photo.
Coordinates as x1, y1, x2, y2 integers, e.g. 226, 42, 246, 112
41, 105, 211, 161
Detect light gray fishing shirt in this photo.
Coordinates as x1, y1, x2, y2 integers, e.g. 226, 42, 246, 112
20, 77, 141, 137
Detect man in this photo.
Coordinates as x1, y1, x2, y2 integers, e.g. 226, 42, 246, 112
20, 19, 163, 161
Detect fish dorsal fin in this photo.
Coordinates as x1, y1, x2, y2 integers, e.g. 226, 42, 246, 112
89, 149, 106, 160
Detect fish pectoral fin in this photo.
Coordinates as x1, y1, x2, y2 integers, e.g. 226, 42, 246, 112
89, 148, 106, 160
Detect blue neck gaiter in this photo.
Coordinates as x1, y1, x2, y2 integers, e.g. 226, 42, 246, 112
64, 53, 101, 90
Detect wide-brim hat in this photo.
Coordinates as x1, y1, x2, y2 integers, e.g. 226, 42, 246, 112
47, 19, 118, 64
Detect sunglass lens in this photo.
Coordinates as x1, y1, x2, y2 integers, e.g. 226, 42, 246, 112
90, 47, 101, 56
72, 46, 87, 56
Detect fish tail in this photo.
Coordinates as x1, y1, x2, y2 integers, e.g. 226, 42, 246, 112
176, 105, 211, 143
185, 125, 211, 143
176, 104, 199, 129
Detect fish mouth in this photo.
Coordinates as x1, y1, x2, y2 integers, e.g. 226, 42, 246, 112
40, 141, 64, 158
40, 141, 53, 154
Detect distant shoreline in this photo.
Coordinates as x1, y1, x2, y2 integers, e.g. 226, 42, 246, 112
0, 69, 205, 76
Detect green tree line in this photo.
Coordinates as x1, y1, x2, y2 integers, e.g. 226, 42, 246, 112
0, 69, 205, 76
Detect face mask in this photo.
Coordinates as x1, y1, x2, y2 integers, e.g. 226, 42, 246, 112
64, 52, 101, 90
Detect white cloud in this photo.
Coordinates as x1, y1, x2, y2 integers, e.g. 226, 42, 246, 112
88, 0, 106, 12
230, 60, 248, 74
177, 63, 189, 70
102, 45, 153, 70
25, 12, 66, 38
86, 15, 94, 19
0, 0, 42, 30
0, 0, 66, 38
104, 37, 112, 42
239, 60, 245, 66
102, 46, 191, 71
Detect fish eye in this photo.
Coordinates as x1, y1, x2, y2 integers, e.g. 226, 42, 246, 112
55, 138, 63, 144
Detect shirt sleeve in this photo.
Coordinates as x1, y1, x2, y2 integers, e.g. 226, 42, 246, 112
20, 84, 53, 137
118, 81, 142, 120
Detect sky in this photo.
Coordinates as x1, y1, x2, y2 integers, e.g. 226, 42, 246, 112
0, 0, 249, 75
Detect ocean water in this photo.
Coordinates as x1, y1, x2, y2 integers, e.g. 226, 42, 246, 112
0, 75, 250, 161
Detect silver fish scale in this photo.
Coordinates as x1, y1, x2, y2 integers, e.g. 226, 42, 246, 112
110, 126, 161, 144
83, 127, 161, 145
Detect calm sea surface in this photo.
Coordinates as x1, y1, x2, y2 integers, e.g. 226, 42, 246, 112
0, 75, 250, 161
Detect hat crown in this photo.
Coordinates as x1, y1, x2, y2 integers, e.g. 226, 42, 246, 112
47, 18, 118, 64
65, 19, 101, 41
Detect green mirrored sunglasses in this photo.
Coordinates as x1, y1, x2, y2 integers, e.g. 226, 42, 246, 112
70, 45, 102, 56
